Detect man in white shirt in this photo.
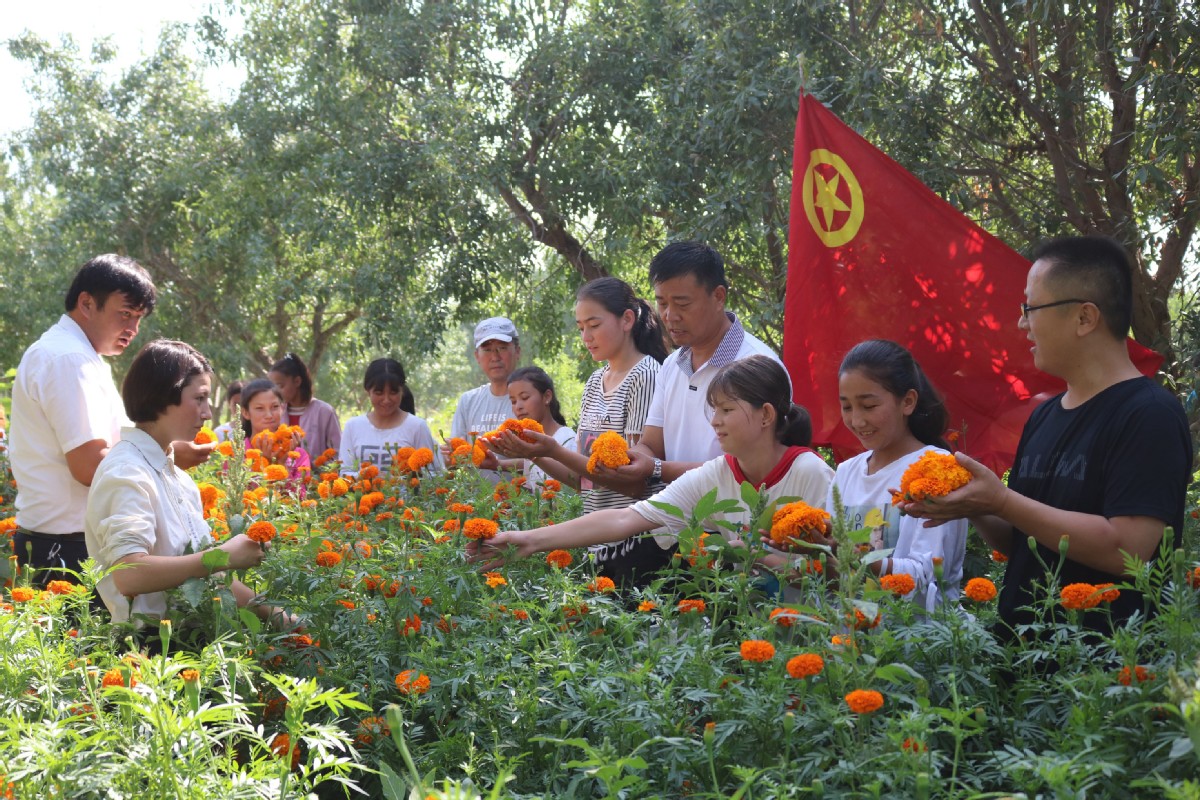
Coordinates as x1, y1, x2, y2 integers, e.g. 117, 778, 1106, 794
618, 241, 785, 486
449, 317, 522, 439
10, 255, 210, 586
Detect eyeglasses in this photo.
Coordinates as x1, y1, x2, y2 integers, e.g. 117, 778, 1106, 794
1019, 299, 1094, 319
478, 344, 514, 356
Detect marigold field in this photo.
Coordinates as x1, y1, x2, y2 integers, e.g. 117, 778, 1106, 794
0, 439, 1199, 799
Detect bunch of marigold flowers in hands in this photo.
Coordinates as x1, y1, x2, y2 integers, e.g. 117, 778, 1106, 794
890, 450, 971, 504
586, 431, 630, 473
767, 501, 832, 549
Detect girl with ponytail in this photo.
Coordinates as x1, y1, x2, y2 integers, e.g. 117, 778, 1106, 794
470, 355, 833, 584
830, 339, 966, 608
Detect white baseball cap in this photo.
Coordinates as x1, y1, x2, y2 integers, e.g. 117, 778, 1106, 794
473, 317, 518, 348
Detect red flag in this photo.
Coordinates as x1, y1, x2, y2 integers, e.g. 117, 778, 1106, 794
783, 93, 1162, 473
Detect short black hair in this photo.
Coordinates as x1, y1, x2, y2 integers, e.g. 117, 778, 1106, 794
648, 241, 728, 293
65, 254, 157, 314
269, 352, 314, 404
1030, 235, 1133, 339
122, 339, 211, 423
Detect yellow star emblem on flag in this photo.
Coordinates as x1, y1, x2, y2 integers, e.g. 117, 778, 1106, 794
802, 149, 864, 247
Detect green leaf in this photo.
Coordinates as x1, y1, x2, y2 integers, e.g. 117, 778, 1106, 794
379, 762, 408, 800
201, 548, 230, 573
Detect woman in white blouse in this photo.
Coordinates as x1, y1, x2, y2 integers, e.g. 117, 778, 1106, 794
85, 339, 288, 627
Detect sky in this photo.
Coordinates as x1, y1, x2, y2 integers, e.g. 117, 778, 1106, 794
0, 0, 242, 139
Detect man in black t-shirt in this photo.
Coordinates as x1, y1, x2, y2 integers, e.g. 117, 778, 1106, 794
899, 236, 1191, 634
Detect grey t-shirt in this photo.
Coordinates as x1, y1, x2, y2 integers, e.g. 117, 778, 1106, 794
450, 385, 513, 439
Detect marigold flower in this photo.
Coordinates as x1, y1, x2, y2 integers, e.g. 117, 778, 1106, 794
637, 600, 657, 612
46, 580, 76, 596
880, 573, 916, 596
830, 633, 855, 649
769, 501, 831, 546
891, 451, 972, 504
354, 715, 390, 746
398, 614, 421, 636
101, 668, 130, 688
358, 463, 380, 481
546, 549, 572, 568
471, 443, 488, 467
844, 689, 884, 714
447, 502, 475, 515
395, 669, 431, 695
315, 551, 342, 568
786, 653, 824, 678
543, 478, 562, 492
245, 521, 277, 544
262, 464, 288, 482
1118, 665, 1153, 686
331, 478, 350, 497
197, 482, 223, 511
317, 482, 331, 500
901, 738, 927, 754
216, 441, 235, 458
11, 587, 35, 603
180, 668, 200, 684
194, 426, 216, 445
463, 518, 500, 540
964, 577, 997, 602
447, 443, 473, 466
1096, 583, 1120, 603
512, 608, 530, 620
586, 431, 631, 473
336, 599, 356, 610
270, 733, 301, 769
677, 598, 706, 615
1189, 566, 1200, 590
587, 576, 616, 593
991, 549, 1009, 563
484, 571, 508, 588
769, 607, 796, 627
852, 608, 881, 630
1060, 582, 1102, 610
740, 639, 775, 662
408, 448, 435, 472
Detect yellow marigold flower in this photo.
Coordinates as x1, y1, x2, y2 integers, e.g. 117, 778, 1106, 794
891, 451, 972, 504
315, 551, 342, 568
264, 464, 289, 482
325, 478, 347, 497
677, 598, 706, 615
463, 518, 499, 540
11, 587, 35, 603
768, 501, 831, 546
216, 441, 235, 458
546, 549, 572, 568
1060, 582, 1102, 610
964, 577, 997, 602
193, 426, 216, 445
245, 521, 277, 544
844, 689, 884, 714
880, 573, 916, 596
637, 600, 657, 612
586, 431, 631, 473
0, 517, 16, 537
395, 669, 430, 695
740, 639, 775, 662
484, 571, 507, 588
787, 653, 825, 678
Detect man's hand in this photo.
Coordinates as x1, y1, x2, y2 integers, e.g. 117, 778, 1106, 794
465, 530, 538, 571
174, 440, 216, 470
603, 447, 655, 481
895, 452, 1008, 527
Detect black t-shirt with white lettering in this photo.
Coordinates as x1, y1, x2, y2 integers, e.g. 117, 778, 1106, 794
999, 377, 1191, 632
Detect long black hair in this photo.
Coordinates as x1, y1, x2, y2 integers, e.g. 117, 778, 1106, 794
507, 366, 567, 426
576, 277, 669, 364
363, 358, 415, 414
240, 378, 285, 439
839, 339, 950, 450
269, 352, 314, 404
706, 355, 812, 447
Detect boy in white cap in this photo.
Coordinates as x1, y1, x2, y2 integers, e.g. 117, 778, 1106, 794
450, 317, 521, 441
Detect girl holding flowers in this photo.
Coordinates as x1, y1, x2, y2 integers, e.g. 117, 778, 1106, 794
85, 340, 291, 629
339, 358, 442, 476
469, 356, 833, 583
824, 339, 967, 609
505, 366, 575, 489
485, 277, 671, 585
240, 378, 312, 483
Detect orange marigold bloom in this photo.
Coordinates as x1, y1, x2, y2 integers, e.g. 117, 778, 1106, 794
546, 549, 572, 568
447, 437, 468, 451
740, 639, 775, 662
1096, 583, 1120, 603
441, 519, 460, 533
891, 451, 972, 504
180, 668, 200, 684
463, 518, 500, 540
587, 576, 616, 593
844, 689, 884, 714
245, 521, 277, 544
395, 669, 431, 695
1118, 665, 1154, 686
336, 599, 356, 610
315, 551, 342, 568
637, 600, 657, 612
484, 571, 508, 588
194, 426, 216, 445
677, 598, 707, 615
831, 633, 856, 649
852, 608, 881, 630
447, 443, 473, 466
512, 608, 529, 620
880, 573, 916, 596
331, 478, 350, 497
317, 482, 331, 500
586, 431, 631, 473
11, 587, 36, 603
901, 738, 927, 754
1060, 582, 1102, 610
447, 502, 475, 514
216, 440, 235, 458
101, 668, 129, 688
46, 580, 76, 596
354, 715, 390, 746
991, 549, 1009, 563
0, 517, 17, 537
264, 464, 289, 482
769, 607, 796, 627
964, 577, 997, 602
270, 733, 301, 769
399, 614, 421, 636
408, 448, 435, 472
359, 464, 380, 481
768, 501, 831, 546
786, 653, 824, 678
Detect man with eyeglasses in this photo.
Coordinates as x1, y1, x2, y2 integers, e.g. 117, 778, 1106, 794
449, 317, 522, 457
899, 236, 1190, 636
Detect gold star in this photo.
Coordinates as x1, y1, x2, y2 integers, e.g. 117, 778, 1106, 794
813, 172, 850, 230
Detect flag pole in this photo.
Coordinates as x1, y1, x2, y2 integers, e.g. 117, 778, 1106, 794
797, 54, 807, 96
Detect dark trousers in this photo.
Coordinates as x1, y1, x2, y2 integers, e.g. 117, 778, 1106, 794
13, 530, 89, 588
